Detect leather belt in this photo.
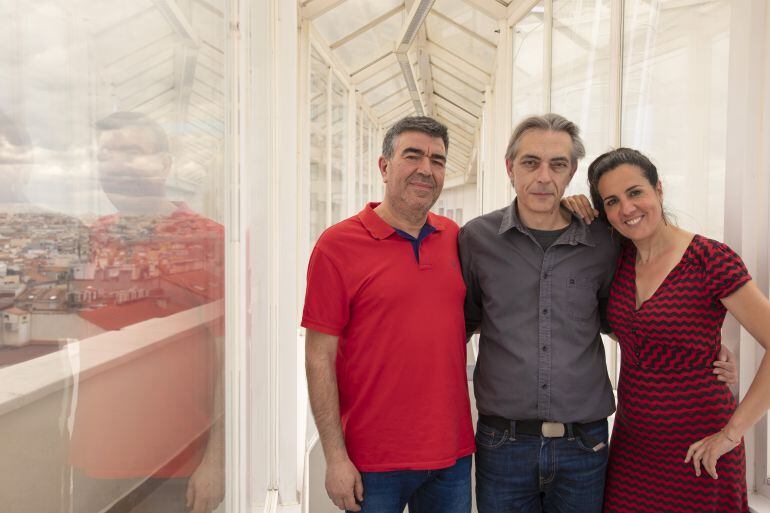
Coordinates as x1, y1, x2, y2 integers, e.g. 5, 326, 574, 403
479, 415, 607, 452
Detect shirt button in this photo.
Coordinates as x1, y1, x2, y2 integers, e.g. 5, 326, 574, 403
542, 384, 548, 390
542, 309, 548, 314
542, 345, 548, 352
543, 273, 549, 279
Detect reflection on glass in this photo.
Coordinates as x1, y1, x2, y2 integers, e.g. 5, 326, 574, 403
0, 1, 226, 511
70, 112, 225, 513
512, 4, 545, 125
552, 0, 611, 197
361, 116, 372, 203
310, 49, 329, 244
622, 0, 730, 239
331, 77, 348, 223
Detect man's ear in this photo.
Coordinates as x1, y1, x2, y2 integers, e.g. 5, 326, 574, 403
505, 159, 514, 182
378, 155, 389, 182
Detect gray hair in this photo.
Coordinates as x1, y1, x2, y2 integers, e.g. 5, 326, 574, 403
505, 113, 585, 165
382, 116, 449, 159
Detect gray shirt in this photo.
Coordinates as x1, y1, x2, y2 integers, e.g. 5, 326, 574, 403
459, 200, 619, 423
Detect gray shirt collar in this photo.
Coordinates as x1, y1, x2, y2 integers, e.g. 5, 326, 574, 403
498, 199, 596, 248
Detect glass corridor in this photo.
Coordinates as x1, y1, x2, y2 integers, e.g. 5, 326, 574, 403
0, 0, 769, 512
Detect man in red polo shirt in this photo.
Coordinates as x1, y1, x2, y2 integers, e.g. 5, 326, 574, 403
303, 116, 474, 513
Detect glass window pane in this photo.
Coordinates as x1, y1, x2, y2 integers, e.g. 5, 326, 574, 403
622, 0, 730, 240
0, 0, 226, 510
331, 76, 348, 223
309, 49, 329, 244
552, 0, 612, 197
512, 4, 545, 125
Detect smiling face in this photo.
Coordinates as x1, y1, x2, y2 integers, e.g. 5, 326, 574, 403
378, 130, 446, 216
507, 129, 576, 224
597, 163, 665, 241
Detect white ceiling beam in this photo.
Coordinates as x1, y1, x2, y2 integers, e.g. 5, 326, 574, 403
432, 75, 484, 104
330, 6, 404, 49
371, 88, 409, 110
309, 23, 353, 78
300, 0, 347, 20
508, 0, 541, 26
432, 81, 482, 116
449, 138, 472, 157
459, 0, 506, 20
380, 102, 415, 126
426, 41, 491, 85
393, 0, 437, 115
412, 7, 435, 117
379, 99, 413, 121
430, 9, 497, 49
435, 99, 477, 127
396, 53, 426, 115
417, 45, 435, 115
351, 52, 397, 84
360, 71, 402, 96
153, 0, 200, 44
441, 119, 475, 144
430, 60, 485, 93
434, 92, 479, 120
395, 0, 436, 53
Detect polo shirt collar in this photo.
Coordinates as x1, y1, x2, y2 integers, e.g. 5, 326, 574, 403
498, 198, 596, 247
358, 202, 445, 240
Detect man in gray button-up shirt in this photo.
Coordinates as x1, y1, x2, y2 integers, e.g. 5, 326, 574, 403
460, 114, 617, 513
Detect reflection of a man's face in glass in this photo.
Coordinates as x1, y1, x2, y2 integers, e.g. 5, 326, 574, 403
97, 126, 170, 198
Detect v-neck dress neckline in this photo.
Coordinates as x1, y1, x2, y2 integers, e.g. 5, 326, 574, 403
630, 235, 697, 311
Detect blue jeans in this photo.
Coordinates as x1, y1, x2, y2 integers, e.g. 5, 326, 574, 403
348, 455, 472, 513
475, 419, 608, 513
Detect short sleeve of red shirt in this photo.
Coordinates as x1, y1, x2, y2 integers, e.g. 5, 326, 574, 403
302, 246, 349, 336
701, 239, 751, 301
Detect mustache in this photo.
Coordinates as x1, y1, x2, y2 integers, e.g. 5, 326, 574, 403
408, 174, 435, 187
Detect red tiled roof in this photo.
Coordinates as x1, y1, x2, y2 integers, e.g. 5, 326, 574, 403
78, 298, 187, 331
3, 307, 28, 316
161, 270, 223, 300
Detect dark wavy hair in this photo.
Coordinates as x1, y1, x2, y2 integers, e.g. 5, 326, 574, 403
381, 116, 448, 159
587, 147, 663, 221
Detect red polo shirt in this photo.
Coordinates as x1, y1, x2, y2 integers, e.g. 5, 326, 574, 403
302, 203, 475, 472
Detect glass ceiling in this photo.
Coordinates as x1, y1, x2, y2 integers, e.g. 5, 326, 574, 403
304, 0, 507, 178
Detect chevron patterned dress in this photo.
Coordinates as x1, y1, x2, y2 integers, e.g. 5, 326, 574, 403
603, 235, 750, 512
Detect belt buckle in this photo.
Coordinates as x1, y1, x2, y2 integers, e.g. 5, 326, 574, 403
541, 422, 565, 438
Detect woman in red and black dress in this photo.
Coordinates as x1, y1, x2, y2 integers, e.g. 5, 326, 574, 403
583, 148, 770, 513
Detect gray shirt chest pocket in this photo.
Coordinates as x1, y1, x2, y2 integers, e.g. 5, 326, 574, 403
567, 277, 598, 320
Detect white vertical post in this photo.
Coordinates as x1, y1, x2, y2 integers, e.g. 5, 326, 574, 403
346, 88, 357, 217
723, 0, 770, 498
225, 0, 248, 508
272, 0, 300, 504
608, 0, 624, 147
543, 0, 553, 112
325, 66, 333, 228
482, 20, 514, 214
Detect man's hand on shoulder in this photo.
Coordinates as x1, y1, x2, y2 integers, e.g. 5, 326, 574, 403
326, 457, 364, 511
561, 194, 598, 224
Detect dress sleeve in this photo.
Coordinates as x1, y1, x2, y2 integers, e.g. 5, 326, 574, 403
301, 246, 350, 336
703, 239, 751, 301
